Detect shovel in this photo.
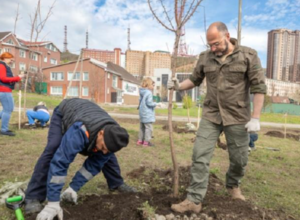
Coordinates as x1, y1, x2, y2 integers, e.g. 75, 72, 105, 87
6, 195, 25, 220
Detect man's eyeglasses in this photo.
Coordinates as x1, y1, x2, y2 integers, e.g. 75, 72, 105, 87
206, 38, 223, 49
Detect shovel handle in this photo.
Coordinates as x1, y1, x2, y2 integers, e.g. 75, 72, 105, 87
7, 196, 23, 203
15, 208, 25, 220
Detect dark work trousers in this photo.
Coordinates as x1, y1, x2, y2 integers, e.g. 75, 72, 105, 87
25, 107, 124, 202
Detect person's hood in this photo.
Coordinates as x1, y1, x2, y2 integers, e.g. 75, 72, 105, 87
139, 88, 151, 98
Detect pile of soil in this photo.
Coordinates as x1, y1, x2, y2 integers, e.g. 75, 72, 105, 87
27, 166, 293, 220
162, 124, 196, 134
11, 122, 49, 130
265, 131, 300, 141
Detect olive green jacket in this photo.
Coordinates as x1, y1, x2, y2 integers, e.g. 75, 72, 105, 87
190, 38, 267, 126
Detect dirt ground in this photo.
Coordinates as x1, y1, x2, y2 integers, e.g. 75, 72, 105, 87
20, 118, 299, 220
26, 166, 294, 220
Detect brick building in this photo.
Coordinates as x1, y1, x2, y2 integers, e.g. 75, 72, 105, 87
82, 48, 122, 66
0, 31, 61, 74
126, 50, 171, 77
42, 58, 140, 104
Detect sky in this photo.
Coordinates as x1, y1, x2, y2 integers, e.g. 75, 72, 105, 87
0, 0, 299, 67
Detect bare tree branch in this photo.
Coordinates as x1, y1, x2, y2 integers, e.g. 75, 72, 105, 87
181, 0, 196, 24
175, 0, 179, 26
14, 3, 20, 34
30, 0, 40, 42
34, 0, 56, 42
182, 0, 203, 25
159, 0, 175, 30
40, 31, 51, 42
148, 0, 175, 32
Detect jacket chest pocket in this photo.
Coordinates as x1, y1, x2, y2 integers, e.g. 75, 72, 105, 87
204, 66, 218, 85
225, 65, 247, 83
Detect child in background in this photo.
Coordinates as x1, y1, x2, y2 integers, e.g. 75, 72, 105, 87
137, 77, 157, 147
249, 132, 258, 152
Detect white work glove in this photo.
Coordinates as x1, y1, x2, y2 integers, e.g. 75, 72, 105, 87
60, 186, 78, 204
36, 202, 63, 220
245, 118, 260, 132
167, 77, 180, 91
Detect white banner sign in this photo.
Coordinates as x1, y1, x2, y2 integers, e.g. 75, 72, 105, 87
122, 81, 139, 95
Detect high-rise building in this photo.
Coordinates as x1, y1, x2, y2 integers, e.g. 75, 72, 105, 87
266, 29, 300, 82
125, 50, 171, 77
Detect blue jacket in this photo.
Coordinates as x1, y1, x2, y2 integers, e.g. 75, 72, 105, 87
139, 88, 156, 123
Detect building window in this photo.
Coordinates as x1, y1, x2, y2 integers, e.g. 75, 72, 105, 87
50, 58, 57, 65
19, 50, 26, 58
68, 72, 80, 81
51, 86, 63, 95
19, 63, 26, 71
67, 86, 79, 97
82, 87, 89, 96
6, 39, 14, 45
44, 56, 48, 62
45, 44, 57, 52
31, 53, 38, 61
83, 72, 89, 81
30, 65, 38, 73
4, 48, 11, 53
157, 77, 161, 81
112, 75, 117, 87
51, 72, 64, 81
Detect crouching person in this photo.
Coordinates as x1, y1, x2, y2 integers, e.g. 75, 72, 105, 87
33, 98, 129, 220
26, 101, 50, 128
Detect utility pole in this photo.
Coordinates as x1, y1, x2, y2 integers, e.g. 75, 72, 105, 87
127, 27, 131, 51
64, 25, 68, 52
86, 30, 89, 49
237, 0, 242, 45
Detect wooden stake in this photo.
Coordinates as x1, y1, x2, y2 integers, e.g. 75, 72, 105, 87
284, 113, 287, 139
64, 51, 82, 99
197, 103, 200, 129
18, 90, 22, 130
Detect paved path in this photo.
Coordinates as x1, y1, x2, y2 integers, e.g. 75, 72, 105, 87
109, 113, 300, 129
5, 107, 300, 129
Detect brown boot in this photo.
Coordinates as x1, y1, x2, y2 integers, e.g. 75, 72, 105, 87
171, 199, 202, 213
228, 187, 245, 201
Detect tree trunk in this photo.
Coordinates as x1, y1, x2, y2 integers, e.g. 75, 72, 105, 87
168, 31, 181, 197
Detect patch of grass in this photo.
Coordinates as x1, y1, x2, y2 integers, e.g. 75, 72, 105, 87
0, 115, 300, 219
211, 127, 300, 218
138, 201, 156, 219
12, 91, 62, 109
209, 167, 220, 175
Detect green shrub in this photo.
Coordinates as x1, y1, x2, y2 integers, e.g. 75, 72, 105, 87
183, 94, 193, 109
173, 102, 178, 109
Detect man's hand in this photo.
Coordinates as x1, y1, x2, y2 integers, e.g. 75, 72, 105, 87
36, 202, 63, 220
61, 186, 78, 204
245, 118, 260, 132
167, 77, 180, 91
